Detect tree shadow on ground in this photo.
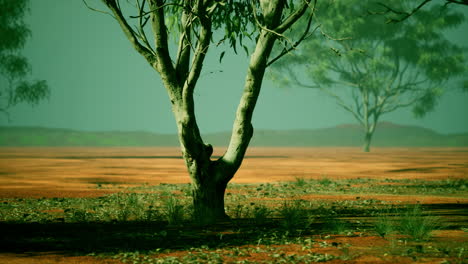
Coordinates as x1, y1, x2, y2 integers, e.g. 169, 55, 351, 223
1, 203, 465, 255
0, 219, 311, 255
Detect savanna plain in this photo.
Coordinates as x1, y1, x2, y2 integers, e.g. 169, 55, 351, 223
0, 147, 467, 263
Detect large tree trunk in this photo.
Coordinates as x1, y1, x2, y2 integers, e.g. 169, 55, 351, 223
173, 103, 236, 223
191, 173, 229, 222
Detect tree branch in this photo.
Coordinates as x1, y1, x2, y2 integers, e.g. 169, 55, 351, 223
175, 4, 194, 84
274, 0, 313, 34
323, 88, 364, 126
134, 0, 156, 55
148, 0, 177, 84
267, 1, 318, 67
83, 0, 116, 18
371, 0, 468, 23
182, 11, 212, 106
101, 0, 156, 66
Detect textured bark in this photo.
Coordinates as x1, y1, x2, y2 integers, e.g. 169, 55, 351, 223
191, 169, 230, 222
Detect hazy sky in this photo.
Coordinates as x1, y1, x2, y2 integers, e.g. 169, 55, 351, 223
2, 0, 468, 134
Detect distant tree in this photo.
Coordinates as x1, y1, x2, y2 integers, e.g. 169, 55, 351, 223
89, 0, 316, 223
269, 0, 467, 152
0, 0, 49, 118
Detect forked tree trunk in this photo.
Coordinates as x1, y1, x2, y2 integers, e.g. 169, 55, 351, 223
101, 0, 311, 225
172, 11, 283, 223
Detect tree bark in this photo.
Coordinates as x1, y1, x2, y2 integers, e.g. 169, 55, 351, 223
191, 170, 230, 222
363, 131, 373, 152
363, 116, 377, 152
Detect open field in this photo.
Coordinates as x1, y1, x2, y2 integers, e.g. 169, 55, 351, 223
1, 147, 467, 198
0, 147, 467, 263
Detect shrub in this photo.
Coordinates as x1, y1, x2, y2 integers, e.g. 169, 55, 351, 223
164, 197, 185, 225
294, 177, 307, 187
374, 213, 395, 238
252, 205, 272, 225
399, 204, 440, 241
278, 200, 312, 232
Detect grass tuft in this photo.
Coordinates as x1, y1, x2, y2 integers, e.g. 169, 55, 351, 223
251, 205, 271, 225
374, 211, 395, 238
399, 204, 440, 241
278, 200, 312, 232
163, 197, 185, 225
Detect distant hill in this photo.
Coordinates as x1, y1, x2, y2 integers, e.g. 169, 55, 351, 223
1, 122, 467, 147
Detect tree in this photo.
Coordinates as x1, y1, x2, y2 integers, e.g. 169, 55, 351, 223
88, 0, 316, 222
0, 0, 49, 118
269, 0, 467, 152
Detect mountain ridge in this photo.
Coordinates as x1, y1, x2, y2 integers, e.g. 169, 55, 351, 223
1, 122, 467, 147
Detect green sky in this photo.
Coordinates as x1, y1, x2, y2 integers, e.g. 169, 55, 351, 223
1, 0, 467, 134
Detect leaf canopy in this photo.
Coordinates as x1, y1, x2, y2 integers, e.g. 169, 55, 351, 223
270, 0, 467, 118
0, 0, 50, 114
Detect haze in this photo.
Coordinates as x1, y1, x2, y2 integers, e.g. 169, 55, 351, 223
2, 0, 467, 134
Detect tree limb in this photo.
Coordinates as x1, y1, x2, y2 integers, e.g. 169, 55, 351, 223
175, 5, 193, 84
275, 0, 313, 34
267, 1, 319, 67
134, 0, 156, 55
101, 0, 156, 66
83, 0, 116, 18
372, 0, 468, 23
182, 13, 212, 106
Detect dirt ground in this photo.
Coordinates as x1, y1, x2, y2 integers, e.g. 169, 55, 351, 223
0, 147, 467, 263
0, 147, 467, 198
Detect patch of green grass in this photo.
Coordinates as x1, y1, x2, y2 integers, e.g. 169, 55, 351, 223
278, 200, 312, 232
1, 178, 467, 263
294, 177, 307, 187
374, 213, 395, 238
324, 218, 350, 235
318, 177, 334, 186
163, 197, 185, 225
399, 204, 440, 241
251, 204, 271, 225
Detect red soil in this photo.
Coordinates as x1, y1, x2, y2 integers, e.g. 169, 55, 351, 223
0, 147, 466, 198
1, 147, 466, 263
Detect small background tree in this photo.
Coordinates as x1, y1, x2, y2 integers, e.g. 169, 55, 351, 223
0, 0, 49, 118
270, 0, 467, 152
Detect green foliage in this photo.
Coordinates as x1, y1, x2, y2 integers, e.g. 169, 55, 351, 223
399, 204, 440, 241
374, 211, 396, 238
251, 204, 272, 225
0, 0, 31, 51
164, 196, 185, 225
294, 177, 307, 187
122, 0, 308, 59
278, 200, 312, 232
0, 0, 49, 113
324, 218, 349, 235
